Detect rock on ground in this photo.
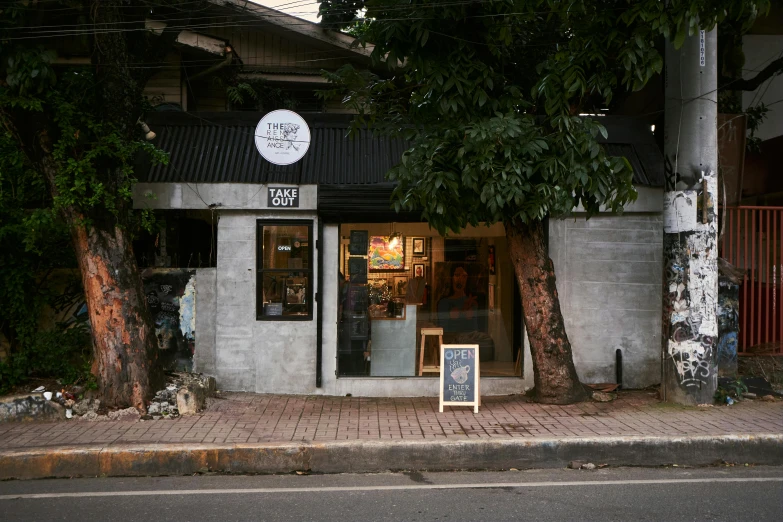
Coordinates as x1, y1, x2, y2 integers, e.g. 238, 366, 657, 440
0, 394, 66, 422
592, 391, 615, 402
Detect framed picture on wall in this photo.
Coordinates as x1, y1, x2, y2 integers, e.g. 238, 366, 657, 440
412, 237, 425, 256
394, 276, 409, 296
412, 263, 425, 279
368, 236, 405, 271
488, 283, 495, 313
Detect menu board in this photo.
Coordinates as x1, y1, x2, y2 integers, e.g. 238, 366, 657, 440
439, 344, 480, 413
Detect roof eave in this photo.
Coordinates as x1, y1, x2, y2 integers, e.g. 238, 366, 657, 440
209, 0, 374, 59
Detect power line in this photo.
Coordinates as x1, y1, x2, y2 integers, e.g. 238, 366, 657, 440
0, 2, 649, 40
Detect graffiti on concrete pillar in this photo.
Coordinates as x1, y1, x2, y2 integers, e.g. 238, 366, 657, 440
717, 259, 744, 377
663, 170, 718, 388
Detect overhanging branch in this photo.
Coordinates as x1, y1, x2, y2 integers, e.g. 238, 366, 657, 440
720, 56, 783, 92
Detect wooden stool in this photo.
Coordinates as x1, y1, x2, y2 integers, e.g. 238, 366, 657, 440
418, 327, 443, 375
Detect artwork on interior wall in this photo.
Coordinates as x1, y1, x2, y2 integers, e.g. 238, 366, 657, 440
412, 237, 426, 256
368, 235, 405, 271
394, 276, 409, 297
349, 230, 368, 255
433, 262, 488, 336
488, 245, 496, 275
488, 283, 495, 313
413, 263, 425, 279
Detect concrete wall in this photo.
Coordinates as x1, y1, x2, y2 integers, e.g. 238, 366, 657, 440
194, 268, 217, 375
549, 213, 663, 389
133, 183, 317, 211
136, 181, 662, 395
214, 210, 318, 393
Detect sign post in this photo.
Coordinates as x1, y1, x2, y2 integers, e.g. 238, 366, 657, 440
439, 344, 480, 413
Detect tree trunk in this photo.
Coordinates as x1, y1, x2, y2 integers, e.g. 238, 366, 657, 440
71, 217, 164, 410
505, 218, 589, 404
35, 131, 163, 411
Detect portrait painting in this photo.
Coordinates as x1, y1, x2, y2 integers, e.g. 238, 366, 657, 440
368, 236, 405, 271
433, 262, 488, 338
413, 263, 425, 278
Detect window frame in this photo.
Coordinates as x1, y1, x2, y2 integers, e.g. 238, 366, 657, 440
256, 219, 314, 321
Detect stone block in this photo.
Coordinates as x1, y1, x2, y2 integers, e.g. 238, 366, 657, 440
177, 386, 206, 415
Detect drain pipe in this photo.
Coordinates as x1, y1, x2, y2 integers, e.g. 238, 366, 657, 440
616, 348, 623, 390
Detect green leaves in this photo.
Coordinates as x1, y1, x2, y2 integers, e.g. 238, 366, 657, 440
3, 46, 57, 95
320, 0, 768, 233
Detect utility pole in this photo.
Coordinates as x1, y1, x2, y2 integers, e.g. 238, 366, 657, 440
662, 27, 719, 405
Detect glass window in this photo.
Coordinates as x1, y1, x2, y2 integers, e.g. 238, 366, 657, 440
257, 221, 313, 320
337, 223, 521, 377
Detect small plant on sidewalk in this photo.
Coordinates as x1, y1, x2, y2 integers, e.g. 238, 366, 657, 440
714, 378, 748, 405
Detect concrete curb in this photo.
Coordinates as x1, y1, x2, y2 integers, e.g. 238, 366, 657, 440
1, 434, 782, 479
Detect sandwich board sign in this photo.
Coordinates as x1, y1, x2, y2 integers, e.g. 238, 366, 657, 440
439, 344, 480, 413
254, 110, 311, 165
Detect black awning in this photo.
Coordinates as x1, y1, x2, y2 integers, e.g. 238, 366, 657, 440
142, 112, 406, 185
140, 112, 664, 222
318, 184, 424, 223
140, 112, 664, 189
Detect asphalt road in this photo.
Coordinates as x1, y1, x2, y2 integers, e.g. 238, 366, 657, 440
1, 466, 781, 521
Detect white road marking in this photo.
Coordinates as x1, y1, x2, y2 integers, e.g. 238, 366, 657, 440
1, 477, 781, 500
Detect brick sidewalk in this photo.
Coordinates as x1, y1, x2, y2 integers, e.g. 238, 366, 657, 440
1, 391, 781, 450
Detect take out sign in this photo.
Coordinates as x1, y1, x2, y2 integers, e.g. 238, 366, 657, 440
268, 187, 299, 208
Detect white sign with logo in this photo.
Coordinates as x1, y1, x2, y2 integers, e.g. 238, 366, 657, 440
254, 110, 311, 165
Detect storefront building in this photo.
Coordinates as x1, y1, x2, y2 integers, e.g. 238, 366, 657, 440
133, 112, 664, 397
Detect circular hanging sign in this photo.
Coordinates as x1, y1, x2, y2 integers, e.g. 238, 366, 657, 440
254, 110, 311, 165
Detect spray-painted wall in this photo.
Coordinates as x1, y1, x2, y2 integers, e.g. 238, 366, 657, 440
141, 269, 197, 372
35, 268, 200, 371
717, 259, 745, 377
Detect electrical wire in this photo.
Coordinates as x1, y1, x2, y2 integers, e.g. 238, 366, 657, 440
0, 1, 664, 40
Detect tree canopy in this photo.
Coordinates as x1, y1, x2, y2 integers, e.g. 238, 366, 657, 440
0, 1, 193, 405
319, 0, 770, 234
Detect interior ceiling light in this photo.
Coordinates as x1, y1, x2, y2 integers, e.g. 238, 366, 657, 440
389, 223, 401, 248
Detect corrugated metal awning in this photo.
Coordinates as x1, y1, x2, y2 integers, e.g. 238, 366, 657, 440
141, 112, 663, 187
142, 112, 405, 185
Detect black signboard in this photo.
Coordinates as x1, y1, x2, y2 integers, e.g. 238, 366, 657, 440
439, 344, 480, 413
268, 187, 300, 208
348, 257, 367, 284
349, 230, 368, 255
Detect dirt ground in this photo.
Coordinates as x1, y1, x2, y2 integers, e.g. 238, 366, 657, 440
739, 355, 783, 392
